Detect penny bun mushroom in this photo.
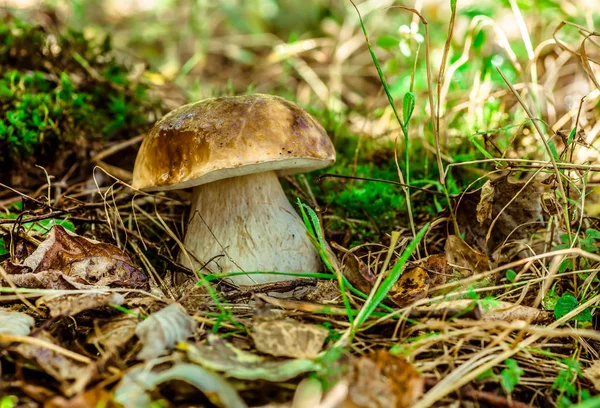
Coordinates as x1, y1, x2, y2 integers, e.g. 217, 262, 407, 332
132, 94, 335, 285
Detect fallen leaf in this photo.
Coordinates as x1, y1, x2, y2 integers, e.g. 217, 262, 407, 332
372, 349, 424, 408
341, 252, 375, 294
45, 386, 117, 408
3, 268, 84, 290
445, 235, 490, 276
455, 175, 547, 254
0, 308, 35, 336
135, 303, 197, 360
476, 180, 495, 225
3, 225, 147, 290
251, 319, 328, 359
37, 292, 125, 317
389, 254, 450, 307
337, 350, 423, 408
415, 299, 546, 322
184, 335, 319, 382
389, 267, 429, 307
342, 355, 396, 408
114, 363, 247, 408
87, 312, 139, 351
14, 331, 89, 383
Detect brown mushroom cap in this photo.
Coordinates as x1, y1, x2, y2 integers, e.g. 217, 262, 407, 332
132, 94, 336, 191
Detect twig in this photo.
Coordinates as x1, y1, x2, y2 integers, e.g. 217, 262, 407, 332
0, 210, 68, 225
222, 278, 317, 301
0, 334, 92, 364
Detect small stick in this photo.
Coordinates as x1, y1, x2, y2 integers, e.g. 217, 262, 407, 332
0, 333, 92, 364
223, 278, 317, 301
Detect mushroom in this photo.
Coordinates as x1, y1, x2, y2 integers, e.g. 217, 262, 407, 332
132, 94, 336, 285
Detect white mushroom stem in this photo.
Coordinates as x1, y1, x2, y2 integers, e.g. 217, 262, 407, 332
180, 171, 322, 285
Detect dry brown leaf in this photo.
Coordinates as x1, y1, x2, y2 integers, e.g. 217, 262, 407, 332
341, 252, 375, 294
339, 350, 423, 408
455, 175, 547, 254
389, 254, 450, 307
14, 331, 89, 383
87, 312, 139, 351
445, 235, 490, 276
3, 268, 84, 290
44, 386, 117, 408
38, 292, 125, 317
135, 303, 197, 360
389, 267, 429, 307
343, 357, 396, 408
372, 350, 424, 408
476, 180, 495, 225
3, 225, 148, 290
416, 299, 546, 322
251, 319, 328, 359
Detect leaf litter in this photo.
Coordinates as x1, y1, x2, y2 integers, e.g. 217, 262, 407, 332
455, 174, 550, 257
1, 6, 600, 407
135, 303, 197, 360
184, 335, 320, 382
13, 330, 90, 385
37, 292, 126, 317
0, 309, 35, 337
0, 119, 597, 408
114, 363, 247, 408
251, 319, 329, 359
3, 225, 148, 290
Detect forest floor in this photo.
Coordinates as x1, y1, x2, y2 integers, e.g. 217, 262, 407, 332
0, 1, 599, 407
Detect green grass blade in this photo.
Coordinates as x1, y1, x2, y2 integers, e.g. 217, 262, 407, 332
402, 91, 415, 127
203, 271, 335, 282
297, 199, 354, 323
353, 223, 429, 331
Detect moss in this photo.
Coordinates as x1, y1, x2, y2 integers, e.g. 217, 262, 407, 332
0, 15, 159, 170
305, 134, 407, 245
296, 107, 480, 247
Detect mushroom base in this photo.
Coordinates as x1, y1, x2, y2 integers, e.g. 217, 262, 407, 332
180, 171, 322, 285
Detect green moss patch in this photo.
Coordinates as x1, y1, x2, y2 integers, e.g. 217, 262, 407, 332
0, 16, 160, 177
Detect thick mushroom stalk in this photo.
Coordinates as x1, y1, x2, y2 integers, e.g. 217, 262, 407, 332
180, 171, 321, 285
132, 94, 336, 287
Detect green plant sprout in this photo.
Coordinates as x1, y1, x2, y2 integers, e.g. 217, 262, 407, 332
500, 359, 524, 396
298, 199, 355, 324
